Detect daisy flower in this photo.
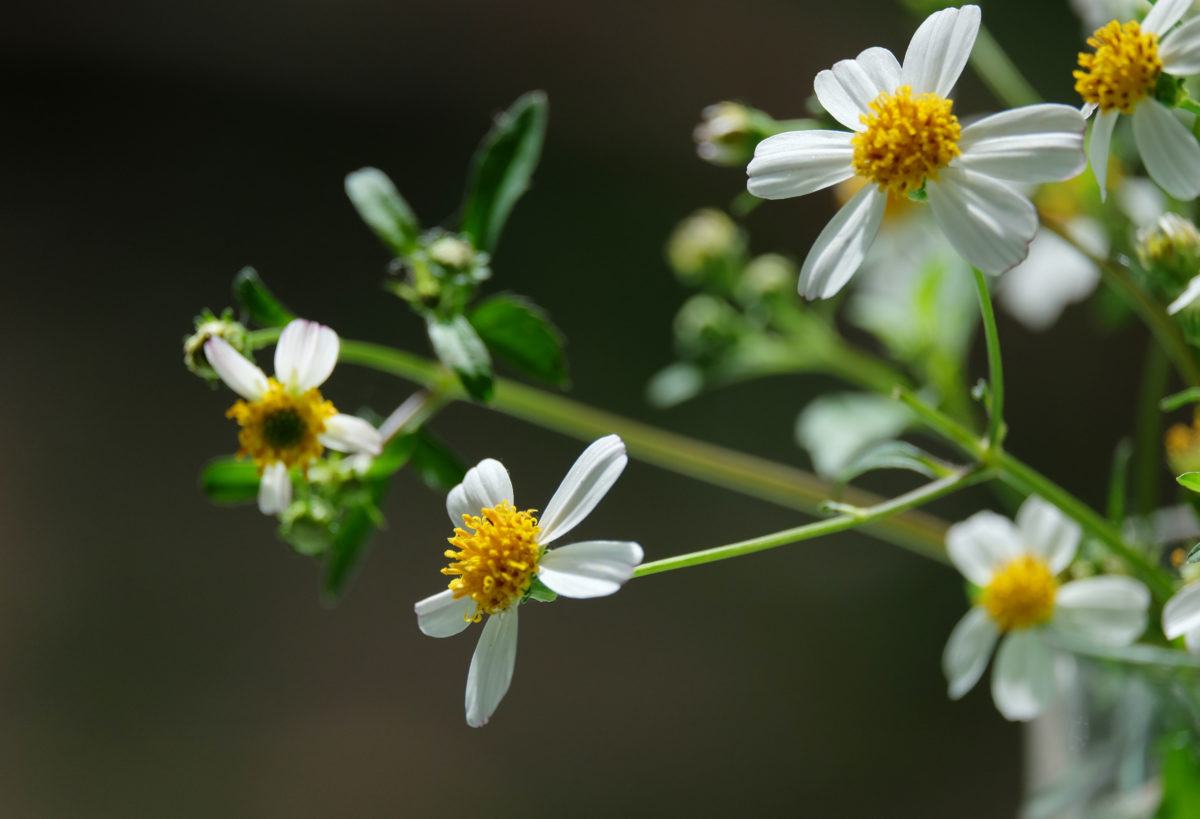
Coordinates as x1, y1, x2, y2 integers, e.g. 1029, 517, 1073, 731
205, 319, 384, 515
943, 496, 1150, 721
1076, 0, 1200, 200
1163, 580, 1200, 651
414, 435, 643, 727
747, 5, 1086, 299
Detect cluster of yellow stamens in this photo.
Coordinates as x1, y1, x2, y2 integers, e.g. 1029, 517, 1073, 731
443, 502, 542, 620
852, 85, 962, 197
980, 555, 1059, 632
226, 378, 337, 471
1074, 20, 1162, 113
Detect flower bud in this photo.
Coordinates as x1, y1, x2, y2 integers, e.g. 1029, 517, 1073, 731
428, 235, 475, 269
279, 497, 336, 556
184, 310, 250, 382
736, 253, 796, 305
673, 294, 742, 360
694, 102, 760, 167
1136, 213, 1200, 292
666, 209, 744, 286
1166, 410, 1200, 475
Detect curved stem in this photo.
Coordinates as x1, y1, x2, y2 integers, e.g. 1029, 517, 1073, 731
971, 267, 1005, 447
970, 25, 1042, 108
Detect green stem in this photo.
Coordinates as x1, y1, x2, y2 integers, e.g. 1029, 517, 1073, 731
971, 267, 1006, 448
1133, 343, 1169, 516
633, 467, 989, 578
244, 330, 954, 560
970, 25, 1042, 108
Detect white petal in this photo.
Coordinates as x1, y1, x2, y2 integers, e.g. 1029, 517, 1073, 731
1143, 0, 1190, 36
901, 4, 981, 96
746, 130, 855, 200
205, 337, 268, 401
1088, 110, 1119, 200
257, 461, 291, 516
1163, 581, 1200, 641
956, 104, 1086, 183
943, 606, 1000, 700
998, 228, 1100, 331
446, 458, 514, 525
1053, 576, 1150, 646
797, 184, 886, 300
538, 540, 644, 598
1132, 101, 1200, 200
274, 319, 340, 392
465, 610, 519, 728
319, 413, 383, 456
1169, 274, 1200, 315
539, 435, 628, 545
991, 630, 1057, 722
1161, 16, 1200, 74
1015, 496, 1081, 574
927, 168, 1037, 275
414, 590, 476, 638
813, 47, 902, 131
946, 510, 1023, 586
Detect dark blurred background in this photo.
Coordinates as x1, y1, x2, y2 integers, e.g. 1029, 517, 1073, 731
0, 1, 1152, 816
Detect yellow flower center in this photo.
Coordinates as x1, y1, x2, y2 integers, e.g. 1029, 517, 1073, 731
1074, 20, 1162, 113
443, 502, 542, 620
851, 86, 962, 197
981, 555, 1059, 632
226, 378, 337, 471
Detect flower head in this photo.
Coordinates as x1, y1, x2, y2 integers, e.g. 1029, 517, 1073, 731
414, 435, 643, 727
206, 319, 384, 515
747, 5, 1086, 299
943, 496, 1149, 720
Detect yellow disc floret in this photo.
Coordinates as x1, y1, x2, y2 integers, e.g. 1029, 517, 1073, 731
1074, 20, 1162, 113
981, 555, 1059, 632
226, 378, 337, 471
851, 86, 961, 197
443, 502, 542, 620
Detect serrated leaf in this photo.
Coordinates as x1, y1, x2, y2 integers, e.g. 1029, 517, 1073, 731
410, 430, 467, 492
199, 457, 260, 504
459, 91, 548, 253
321, 479, 389, 606
427, 314, 494, 401
837, 440, 949, 484
233, 267, 295, 328
468, 294, 567, 386
1178, 472, 1200, 493
344, 167, 420, 256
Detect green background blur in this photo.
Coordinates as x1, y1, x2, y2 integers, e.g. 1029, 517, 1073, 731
0, 0, 1154, 815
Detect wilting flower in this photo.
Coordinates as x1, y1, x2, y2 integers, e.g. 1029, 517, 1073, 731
747, 5, 1085, 299
206, 319, 383, 515
943, 497, 1149, 720
1076, 0, 1200, 200
415, 435, 643, 727
1163, 580, 1200, 651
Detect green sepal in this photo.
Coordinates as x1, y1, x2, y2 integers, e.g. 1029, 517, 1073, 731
907, 184, 928, 202
525, 577, 558, 603
459, 91, 548, 253
426, 314, 494, 401
232, 267, 296, 328
344, 167, 421, 256
1156, 72, 1186, 108
1177, 472, 1200, 493
199, 456, 260, 504
409, 430, 467, 492
468, 293, 568, 387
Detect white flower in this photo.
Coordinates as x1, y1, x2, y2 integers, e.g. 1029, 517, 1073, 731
746, 5, 1085, 299
414, 435, 644, 727
205, 319, 384, 515
998, 219, 1105, 331
1163, 580, 1200, 651
943, 496, 1150, 721
1076, 0, 1200, 200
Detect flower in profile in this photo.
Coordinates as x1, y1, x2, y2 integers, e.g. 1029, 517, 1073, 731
1075, 0, 1200, 199
943, 497, 1150, 720
1163, 579, 1200, 651
747, 5, 1086, 299
414, 435, 643, 727
205, 319, 383, 515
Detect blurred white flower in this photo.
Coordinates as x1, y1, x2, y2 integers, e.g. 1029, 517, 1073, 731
206, 319, 383, 515
414, 436, 643, 727
997, 219, 1105, 331
747, 5, 1085, 298
943, 497, 1150, 720
1163, 581, 1200, 651
1069, 0, 1151, 32
795, 393, 911, 479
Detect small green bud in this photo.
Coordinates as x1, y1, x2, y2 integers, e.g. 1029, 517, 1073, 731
184, 309, 250, 382
694, 102, 760, 167
736, 253, 796, 305
427, 235, 476, 269
1136, 213, 1200, 291
279, 497, 336, 556
666, 209, 743, 286
673, 294, 742, 359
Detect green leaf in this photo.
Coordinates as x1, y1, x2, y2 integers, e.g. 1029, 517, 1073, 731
1161, 387, 1200, 412
410, 430, 467, 492
1177, 472, 1200, 493
344, 167, 420, 256
427, 314, 494, 401
838, 440, 951, 484
795, 393, 912, 479
1157, 732, 1200, 818
321, 479, 389, 606
1186, 542, 1200, 565
468, 294, 568, 387
459, 91, 548, 253
232, 267, 296, 328
199, 457, 260, 504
